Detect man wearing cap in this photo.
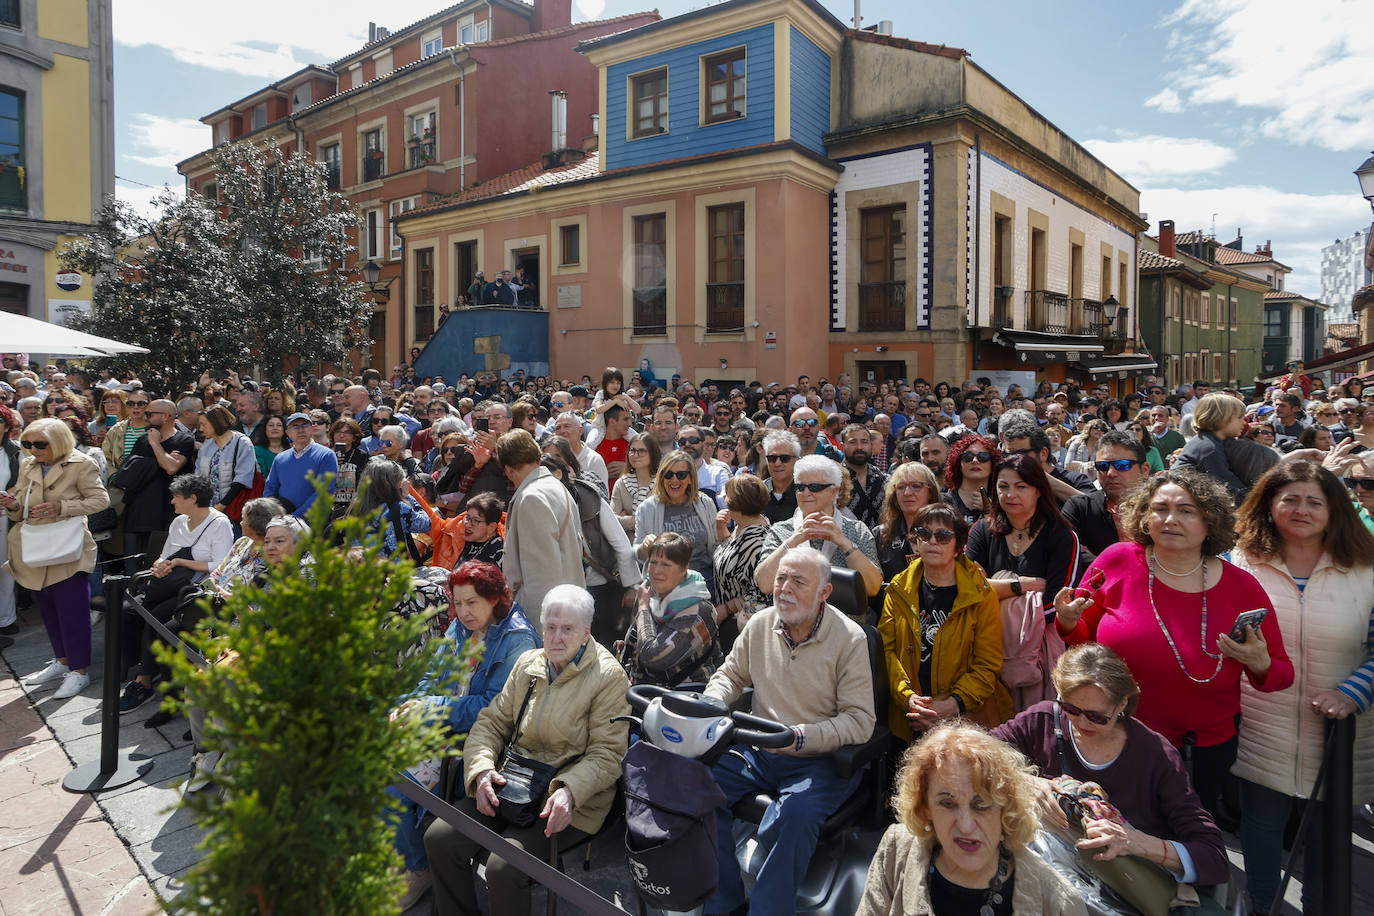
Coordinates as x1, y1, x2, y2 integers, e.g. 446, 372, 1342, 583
264, 413, 338, 518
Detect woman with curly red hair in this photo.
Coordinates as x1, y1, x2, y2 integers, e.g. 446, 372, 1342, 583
385, 560, 541, 908
942, 434, 1001, 526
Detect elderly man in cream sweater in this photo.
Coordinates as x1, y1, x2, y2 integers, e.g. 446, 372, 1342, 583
702, 546, 875, 916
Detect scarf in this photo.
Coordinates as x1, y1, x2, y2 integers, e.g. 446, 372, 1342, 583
647, 568, 712, 623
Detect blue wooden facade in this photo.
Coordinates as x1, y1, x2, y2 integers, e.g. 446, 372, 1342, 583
789, 26, 830, 155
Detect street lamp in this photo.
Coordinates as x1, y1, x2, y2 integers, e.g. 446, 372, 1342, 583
1356, 151, 1374, 214
1103, 294, 1121, 323
360, 259, 391, 301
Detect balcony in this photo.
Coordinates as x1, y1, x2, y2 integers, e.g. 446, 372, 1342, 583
325, 163, 341, 191
991, 285, 1014, 329
632, 287, 667, 336
1024, 291, 1119, 335
363, 154, 385, 183
858, 281, 905, 331
408, 139, 436, 170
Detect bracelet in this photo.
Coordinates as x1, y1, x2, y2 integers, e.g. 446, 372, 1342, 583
843, 545, 857, 557
791, 725, 805, 751
1010, 577, 1024, 597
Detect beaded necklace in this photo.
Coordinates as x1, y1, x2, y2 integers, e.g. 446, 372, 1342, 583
1147, 550, 1224, 684
930, 843, 1012, 916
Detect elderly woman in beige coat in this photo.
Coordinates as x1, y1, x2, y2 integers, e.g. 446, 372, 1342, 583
424, 584, 629, 916
9, 418, 109, 699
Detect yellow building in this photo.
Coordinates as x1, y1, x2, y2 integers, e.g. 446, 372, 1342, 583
0, 0, 113, 329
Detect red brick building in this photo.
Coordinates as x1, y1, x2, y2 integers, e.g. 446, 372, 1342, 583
177, 0, 658, 370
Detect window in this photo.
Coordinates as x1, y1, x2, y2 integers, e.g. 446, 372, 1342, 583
477, 20, 489, 42
703, 48, 746, 124
858, 205, 906, 332
375, 50, 393, 79
201, 182, 217, 202
414, 248, 435, 340
1229, 350, 1237, 382
1200, 293, 1209, 328
408, 112, 436, 169
1100, 254, 1112, 302
291, 83, 312, 112
1264, 307, 1285, 339
631, 68, 668, 138
389, 197, 416, 261
992, 214, 1012, 327
459, 17, 474, 43
213, 120, 229, 145
251, 102, 267, 130
454, 241, 477, 300
1230, 298, 1239, 329
632, 213, 667, 335
304, 242, 324, 271
422, 30, 443, 58
363, 128, 384, 181
321, 143, 341, 190
364, 208, 383, 261
0, 0, 18, 29
1213, 353, 1223, 381
348, 63, 362, 90
560, 224, 580, 267
706, 203, 745, 332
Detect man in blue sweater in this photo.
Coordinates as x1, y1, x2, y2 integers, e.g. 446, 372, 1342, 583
265, 412, 338, 517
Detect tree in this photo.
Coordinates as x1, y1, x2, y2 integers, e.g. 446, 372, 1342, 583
59, 138, 372, 392
160, 484, 473, 915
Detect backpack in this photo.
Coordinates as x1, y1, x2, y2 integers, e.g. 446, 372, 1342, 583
622, 740, 726, 911
569, 477, 621, 584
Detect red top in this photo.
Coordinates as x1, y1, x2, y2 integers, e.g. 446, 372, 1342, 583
596, 436, 628, 488
1061, 542, 1293, 748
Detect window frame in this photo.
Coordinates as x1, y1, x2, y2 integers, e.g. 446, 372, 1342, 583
422, 29, 443, 58
560, 223, 580, 267
364, 208, 383, 261
0, 87, 24, 214
320, 142, 341, 190
857, 204, 907, 333
632, 212, 668, 336
705, 202, 745, 333
389, 197, 417, 261
414, 247, 436, 341
701, 47, 747, 126
251, 102, 267, 131
629, 67, 669, 140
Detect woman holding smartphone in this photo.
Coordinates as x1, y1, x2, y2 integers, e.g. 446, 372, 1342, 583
1230, 461, 1374, 915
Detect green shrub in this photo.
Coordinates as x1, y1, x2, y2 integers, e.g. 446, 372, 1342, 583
159, 481, 469, 915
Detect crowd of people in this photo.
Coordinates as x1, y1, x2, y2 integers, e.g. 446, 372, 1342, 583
2, 354, 1371, 916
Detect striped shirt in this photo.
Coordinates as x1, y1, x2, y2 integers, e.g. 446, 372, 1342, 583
122, 423, 146, 458
1337, 605, 1374, 713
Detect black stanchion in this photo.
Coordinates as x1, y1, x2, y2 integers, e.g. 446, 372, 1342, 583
63, 575, 154, 794
1322, 715, 1355, 916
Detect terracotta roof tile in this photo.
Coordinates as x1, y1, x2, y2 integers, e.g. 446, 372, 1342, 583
1174, 229, 1209, 246
1139, 250, 1190, 271
1213, 245, 1272, 265
846, 29, 967, 59
413, 153, 602, 212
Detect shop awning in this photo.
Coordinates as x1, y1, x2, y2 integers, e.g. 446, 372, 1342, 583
1257, 339, 1374, 382
0, 311, 149, 357
1071, 354, 1159, 376
990, 330, 1103, 365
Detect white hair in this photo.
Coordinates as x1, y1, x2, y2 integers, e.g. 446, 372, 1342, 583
377, 424, 407, 446
542, 584, 595, 629
763, 429, 801, 457
780, 545, 832, 586
794, 453, 842, 486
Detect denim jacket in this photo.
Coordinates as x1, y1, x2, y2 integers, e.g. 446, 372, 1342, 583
414, 604, 541, 734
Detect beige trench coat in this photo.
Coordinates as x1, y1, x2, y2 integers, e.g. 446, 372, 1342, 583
5, 450, 108, 590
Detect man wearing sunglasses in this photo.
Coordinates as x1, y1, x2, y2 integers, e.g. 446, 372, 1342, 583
1000, 421, 1094, 506
677, 425, 729, 509
1062, 431, 1150, 558
787, 406, 839, 460
120, 399, 195, 572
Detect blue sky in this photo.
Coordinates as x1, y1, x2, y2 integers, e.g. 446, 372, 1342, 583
113, 0, 1374, 297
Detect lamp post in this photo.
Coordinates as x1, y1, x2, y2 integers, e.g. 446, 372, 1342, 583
361, 259, 391, 301
1355, 151, 1374, 214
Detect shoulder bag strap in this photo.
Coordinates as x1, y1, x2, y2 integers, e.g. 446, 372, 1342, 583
386, 499, 422, 563
500, 677, 539, 765
21, 478, 34, 523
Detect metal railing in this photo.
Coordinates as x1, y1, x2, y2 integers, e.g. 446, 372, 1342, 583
363, 155, 385, 182
632, 288, 666, 336
858, 281, 905, 331
1024, 291, 1118, 336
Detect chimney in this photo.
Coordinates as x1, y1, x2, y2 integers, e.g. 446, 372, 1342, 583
877, 20, 894, 35
532, 0, 572, 32
368, 21, 377, 42
550, 90, 567, 151
1159, 220, 1176, 258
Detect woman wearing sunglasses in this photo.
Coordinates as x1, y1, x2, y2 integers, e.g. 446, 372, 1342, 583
634, 450, 719, 595
942, 434, 1001, 527
9, 418, 110, 700
874, 462, 942, 581
991, 644, 1230, 888
879, 504, 1011, 744
100, 390, 149, 470
1123, 420, 1164, 473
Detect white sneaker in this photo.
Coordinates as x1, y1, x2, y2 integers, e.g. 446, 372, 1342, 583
52, 670, 90, 699
186, 751, 221, 793
24, 659, 69, 687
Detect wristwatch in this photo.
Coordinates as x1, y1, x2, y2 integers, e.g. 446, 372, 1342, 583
1010, 577, 1024, 597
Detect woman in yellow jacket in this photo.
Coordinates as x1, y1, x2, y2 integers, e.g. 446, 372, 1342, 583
878, 503, 1011, 743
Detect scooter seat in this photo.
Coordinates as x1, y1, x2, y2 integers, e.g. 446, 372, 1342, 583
731, 786, 870, 844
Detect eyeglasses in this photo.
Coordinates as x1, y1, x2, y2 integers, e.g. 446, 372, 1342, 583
1340, 408, 1359, 414
662, 469, 692, 481
677, 436, 702, 446
1347, 477, 1374, 490
627, 447, 649, 455
796, 482, 835, 493
371, 418, 387, 426
791, 418, 819, 428
1094, 458, 1142, 473
330, 388, 346, 396
550, 400, 566, 408
442, 446, 463, 455
960, 451, 993, 464
766, 454, 795, 464
20, 440, 48, 450
1059, 699, 1116, 727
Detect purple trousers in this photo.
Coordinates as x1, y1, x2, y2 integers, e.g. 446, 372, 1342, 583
35, 571, 93, 670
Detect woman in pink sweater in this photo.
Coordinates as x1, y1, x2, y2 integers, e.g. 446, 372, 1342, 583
1052, 468, 1292, 824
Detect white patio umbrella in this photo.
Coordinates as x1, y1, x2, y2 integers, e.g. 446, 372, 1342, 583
0, 311, 149, 357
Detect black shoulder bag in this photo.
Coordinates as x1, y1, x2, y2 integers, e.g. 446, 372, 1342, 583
494, 677, 583, 828
385, 500, 423, 564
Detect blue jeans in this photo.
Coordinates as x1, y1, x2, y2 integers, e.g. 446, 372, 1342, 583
386, 783, 431, 871
1239, 777, 1324, 914
706, 748, 862, 916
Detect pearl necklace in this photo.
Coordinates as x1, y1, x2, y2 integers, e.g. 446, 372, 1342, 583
1152, 552, 1203, 577
1147, 551, 1224, 684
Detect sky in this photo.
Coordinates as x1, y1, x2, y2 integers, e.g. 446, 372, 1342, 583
112, 0, 1374, 300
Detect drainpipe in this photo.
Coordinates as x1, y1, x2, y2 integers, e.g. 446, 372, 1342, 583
449, 48, 467, 188
487, 2, 494, 39
972, 134, 982, 371
285, 114, 305, 157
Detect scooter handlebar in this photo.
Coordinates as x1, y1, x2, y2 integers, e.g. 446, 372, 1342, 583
731, 711, 797, 749
627, 683, 668, 713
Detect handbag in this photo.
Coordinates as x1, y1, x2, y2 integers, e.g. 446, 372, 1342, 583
143, 523, 212, 604
19, 480, 86, 567
222, 437, 265, 523
494, 678, 582, 828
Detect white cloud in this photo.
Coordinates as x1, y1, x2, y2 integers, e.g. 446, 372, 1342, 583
112, 1, 463, 78
576, 0, 607, 18
114, 182, 182, 223
1083, 134, 1236, 184
1140, 184, 1370, 294
1155, 0, 1374, 151
125, 114, 210, 168
1144, 88, 1182, 113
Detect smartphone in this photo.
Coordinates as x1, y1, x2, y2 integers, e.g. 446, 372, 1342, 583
1229, 608, 1269, 642
1351, 444, 1369, 455
475, 417, 490, 433
1073, 567, 1106, 602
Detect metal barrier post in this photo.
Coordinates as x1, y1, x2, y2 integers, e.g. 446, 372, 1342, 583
1322, 716, 1355, 916
63, 575, 154, 793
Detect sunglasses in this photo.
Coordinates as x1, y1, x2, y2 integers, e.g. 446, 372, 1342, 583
1346, 478, 1374, 490
677, 437, 702, 446
20, 440, 48, 450
796, 482, 835, 493
791, 418, 819, 428
960, 451, 993, 464
380, 440, 400, 447
1008, 448, 1038, 456
912, 527, 956, 545
766, 454, 795, 464
663, 469, 692, 480
128, 400, 149, 407
1340, 408, 1359, 414
1059, 699, 1116, 727
1095, 458, 1142, 473
443, 447, 462, 455
371, 418, 388, 425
